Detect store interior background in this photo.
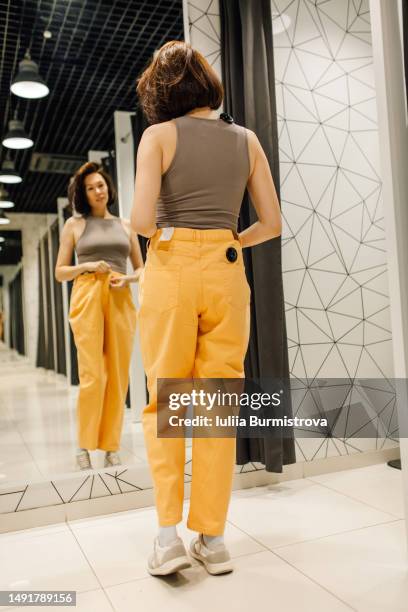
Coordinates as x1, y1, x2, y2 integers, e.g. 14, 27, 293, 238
0, 0, 403, 531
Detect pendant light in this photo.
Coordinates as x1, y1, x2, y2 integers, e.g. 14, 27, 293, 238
0, 236, 5, 243
2, 112, 33, 149
11, 50, 49, 99
0, 185, 15, 208
0, 159, 22, 184
0, 211, 10, 225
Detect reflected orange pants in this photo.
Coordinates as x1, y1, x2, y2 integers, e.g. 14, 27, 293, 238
69, 272, 137, 451
138, 228, 251, 535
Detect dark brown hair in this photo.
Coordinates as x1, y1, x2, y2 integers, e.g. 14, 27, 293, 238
68, 161, 116, 217
136, 41, 223, 124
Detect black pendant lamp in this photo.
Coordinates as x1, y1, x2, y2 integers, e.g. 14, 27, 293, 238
11, 50, 49, 99
0, 185, 15, 209
0, 159, 22, 184
2, 113, 33, 149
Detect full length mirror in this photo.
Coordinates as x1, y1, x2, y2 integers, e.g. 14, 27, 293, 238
0, 0, 185, 487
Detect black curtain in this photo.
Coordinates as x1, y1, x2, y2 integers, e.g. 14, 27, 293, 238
131, 107, 150, 261
9, 270, 25, 355
101, 151, 120, 216
63, 206, 79, 385
220, 0, 296, 472
131, 107, 150, 402
50, 221, 67, 375
36, 244, 47, 368
43, 235, 55, 371
403, 0, 408, 106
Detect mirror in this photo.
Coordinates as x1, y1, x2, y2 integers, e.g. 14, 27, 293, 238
0, 0, 185, 499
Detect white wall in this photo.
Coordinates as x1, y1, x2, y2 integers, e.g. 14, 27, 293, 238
185, 0, 222, 79
273, 0, 393, 383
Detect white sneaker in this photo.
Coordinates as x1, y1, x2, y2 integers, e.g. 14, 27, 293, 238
147, 536, 192, 576
189, 533, 233, 575
76, 450, 92, 471
104, 452, 121, 467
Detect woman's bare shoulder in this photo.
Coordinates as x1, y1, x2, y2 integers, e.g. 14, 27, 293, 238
143, 120, 176, 142
65, 215, 85, 227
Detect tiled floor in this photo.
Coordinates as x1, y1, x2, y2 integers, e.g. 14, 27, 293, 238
0, 461, 407, 611
0, 345, 149, 484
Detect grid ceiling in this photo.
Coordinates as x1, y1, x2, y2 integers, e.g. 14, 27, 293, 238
0, 0, 184, 214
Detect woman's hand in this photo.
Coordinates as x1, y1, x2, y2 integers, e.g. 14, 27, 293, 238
85, 260, 112, 273
109, 276, 129, 289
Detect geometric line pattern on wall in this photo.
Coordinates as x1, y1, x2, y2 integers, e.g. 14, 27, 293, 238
188, 0, 222, 79
273, 0, 395, 458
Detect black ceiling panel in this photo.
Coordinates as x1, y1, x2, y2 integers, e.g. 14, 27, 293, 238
0, 0, 184, 214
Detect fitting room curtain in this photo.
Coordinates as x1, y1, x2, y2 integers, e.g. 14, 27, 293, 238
36, 244, 47, 368
50, 221, 67, 375
63, 206, 79, 385
220, 0, 296, 472
43, 234, 56, 371
131, 107, 149, 261
402, 0, 408, 105
9, 269, 25, 356
101, 151, 120, 217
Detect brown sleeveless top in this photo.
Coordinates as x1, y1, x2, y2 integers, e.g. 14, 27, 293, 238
75, 216, 130, 274
156, 115, 250, 231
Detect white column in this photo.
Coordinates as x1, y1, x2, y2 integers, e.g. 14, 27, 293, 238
370, 0, 408, 553
114, 110, 147, 420
88, 151, 109, 163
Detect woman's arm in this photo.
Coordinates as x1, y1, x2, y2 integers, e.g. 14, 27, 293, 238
238, 130, 282, 248
55, 218, 111, 282
110, 221, 145, 288
131, 125, 163, 237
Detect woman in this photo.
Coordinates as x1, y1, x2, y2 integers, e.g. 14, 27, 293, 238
55, 161, 143, 471
132, 41, 281, 576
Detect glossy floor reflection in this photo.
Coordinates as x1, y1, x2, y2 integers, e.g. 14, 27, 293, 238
0, 344, 150, 484
0, 461, 405, 611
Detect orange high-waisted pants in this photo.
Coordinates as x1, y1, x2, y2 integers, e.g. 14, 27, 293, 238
69, 271, 137, 451
138, 228, 251, 535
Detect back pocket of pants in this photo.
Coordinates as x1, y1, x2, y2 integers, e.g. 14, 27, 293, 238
140, 266, 180, 313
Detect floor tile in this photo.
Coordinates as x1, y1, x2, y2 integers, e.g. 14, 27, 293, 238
276, 520, 407, 612
308, 463, 404, 517
227, 477, 395, 548
0, 528, 100, 592
70, 502, 265, 588
106, 550, 353, 612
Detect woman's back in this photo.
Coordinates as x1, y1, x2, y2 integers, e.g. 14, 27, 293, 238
157, 115, 250, 231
